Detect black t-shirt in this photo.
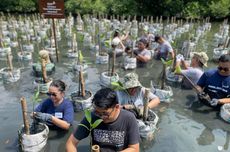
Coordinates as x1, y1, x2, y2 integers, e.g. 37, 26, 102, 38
74, 109, 139, 152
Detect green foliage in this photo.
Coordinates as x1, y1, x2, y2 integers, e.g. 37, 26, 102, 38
161, 58, 173, 66
209, 0, 230, 18
32, 87, 42, 103
111, 81, 125, 91
78, 109, 103, 131
182, 2, 201, 19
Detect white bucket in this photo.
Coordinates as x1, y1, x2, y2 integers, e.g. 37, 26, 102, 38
220, 104, 230, 123
96, 53, 109, 64
19, 123, 49, 152
71, 90, 93, 112
151, 85, 173, 103
123, 56, 136, 70
0, 68, 21, 83
100, 72, 119, 87
33, 79, 53, 93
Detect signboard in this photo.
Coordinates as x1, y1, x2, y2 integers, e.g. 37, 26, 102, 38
39, 0, 65, 18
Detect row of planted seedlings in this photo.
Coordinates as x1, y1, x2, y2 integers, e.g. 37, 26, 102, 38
212, 19, 230, 61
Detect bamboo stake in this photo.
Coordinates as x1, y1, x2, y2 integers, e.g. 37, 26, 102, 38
79, 67, 86, 97
111, 49, 116, 76
143, 89, 149, 121
21, 97, 30, 135
52, 18, 59, 62
91, 145, 100, 152
161, 64, 166, 90
7, 52, 13, 72
41, 59, 47, 83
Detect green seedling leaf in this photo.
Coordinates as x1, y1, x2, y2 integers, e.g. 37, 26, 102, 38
79, 50, 84, 62
174, 65, 182, 74
78, 123, 90, 131
161, 58, 173, 66
91, 119, 103, 129
84, 109, 92, 125
111, 81, 125, 91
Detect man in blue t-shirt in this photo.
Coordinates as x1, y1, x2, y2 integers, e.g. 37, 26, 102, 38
197, 54, 230, 108
66, 88, 140, 152
34, 80, 74, 130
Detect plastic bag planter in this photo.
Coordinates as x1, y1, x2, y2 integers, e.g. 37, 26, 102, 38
72, 64, 88, 74
151, 84, 173, 103
33, 79, 52, 94
166, 67, 183, 83
123, 56, 137, 70
17, 52, 32, 61
71, 90, 93, 112
220, 103, 230, 123
213, 48, 229, 61
18, 123, 49, 152
32, 63, 55, 77
0, 67, 21, 83
0, 47, 11, 58
137, 110, 159, 141
100, 72, 119, 88
96, 53, 109, 64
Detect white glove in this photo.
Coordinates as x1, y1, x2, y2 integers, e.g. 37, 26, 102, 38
209, 98, 219, 106
176, 54, 184, 62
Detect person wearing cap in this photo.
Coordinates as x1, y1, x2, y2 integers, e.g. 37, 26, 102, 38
133, 38, 152, 65
175, 52, 209, 89
196, 54, 230, 109
116, 73, 160, 117
154, 36, 175, 60
66, 88, 140, 152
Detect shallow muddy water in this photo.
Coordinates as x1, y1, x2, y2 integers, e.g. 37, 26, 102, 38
0, 21, 229, 152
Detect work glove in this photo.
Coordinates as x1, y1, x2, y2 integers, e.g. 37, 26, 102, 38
176, 54, 184, 62
198, 92, 211, 102
34, 112, 52, 122
137, 106, 144, 117
133, 51, 138, 56
209, 98, 219, 106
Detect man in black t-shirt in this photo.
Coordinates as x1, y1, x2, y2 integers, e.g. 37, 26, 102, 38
66, 88, 140, 152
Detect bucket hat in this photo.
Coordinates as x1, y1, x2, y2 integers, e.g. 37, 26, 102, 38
122, 73, 142, 89
193, 52, 209, 67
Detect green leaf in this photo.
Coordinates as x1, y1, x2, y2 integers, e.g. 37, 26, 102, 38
79, 50, 84, 62
111, 81, 125, 91
91, 119, 103, 129
161, 58, 173, 66
78, 123, 90, 131
174, 65, 182, 74
35, 90, 39, 99
84, 109, 92, 125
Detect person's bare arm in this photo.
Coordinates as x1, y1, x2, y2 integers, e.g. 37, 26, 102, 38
120, 143, 139, 152
51, 116, 70, 130
66, 134, 80, 152
148, 97, 160, 109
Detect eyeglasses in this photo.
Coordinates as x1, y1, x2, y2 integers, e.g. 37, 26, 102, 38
93, 108, 115, 118
218, 66, 229, 72
47, 92, 57, 97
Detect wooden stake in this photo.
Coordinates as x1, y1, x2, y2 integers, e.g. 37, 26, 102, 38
111, 49, 116, 76
161, 64, 166, 90
143, 89, 149, 121
21, 97, 30, 135
79, 67, 85, 97
91, 145, 100, 152
41, 59, 47, 83
52, 18, 59, 62
7, 52, 13, 72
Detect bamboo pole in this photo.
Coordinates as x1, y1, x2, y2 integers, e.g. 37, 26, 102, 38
143, 89, 149, 121
161, 64, 166, 90
41, 59, 47, 83
21, 97, 30, 135
7, 52, 13, 72
91, 145, 100, 152
79, 67, 86, 97
52, 18, 59, 62
111, 49, 116, 76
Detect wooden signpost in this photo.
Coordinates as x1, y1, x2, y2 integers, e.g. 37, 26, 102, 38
39, 0, 65, 62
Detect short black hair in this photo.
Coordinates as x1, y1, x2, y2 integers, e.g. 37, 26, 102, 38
219, 54, 230, 63
154, 35, 161, 42
92, 88, 118, 109
50, 80, 66, 92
